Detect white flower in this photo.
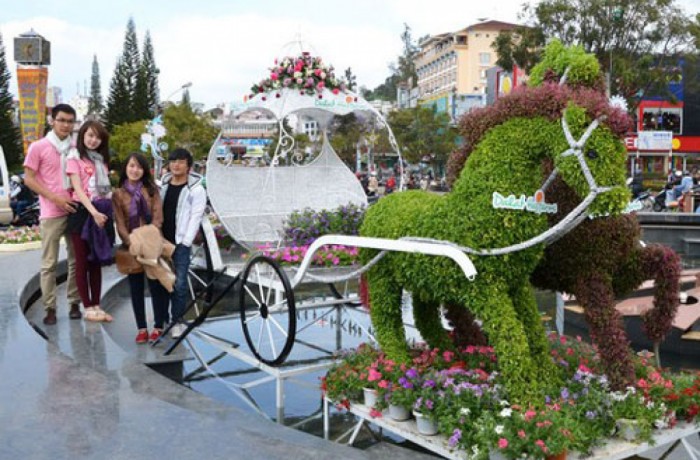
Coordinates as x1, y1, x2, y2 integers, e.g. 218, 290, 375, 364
460, 408, 471, 416
495, 425, 504, 435
499, 399, 510, 407
499, 408, 512, 417
471, 445, 480, 456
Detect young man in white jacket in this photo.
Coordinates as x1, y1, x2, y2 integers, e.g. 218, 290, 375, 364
158, 148, 207, 338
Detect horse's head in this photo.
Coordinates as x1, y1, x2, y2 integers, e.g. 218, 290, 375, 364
553, 104, 629, 217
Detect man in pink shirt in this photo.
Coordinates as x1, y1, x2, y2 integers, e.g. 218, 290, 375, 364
24, 104, 81, 325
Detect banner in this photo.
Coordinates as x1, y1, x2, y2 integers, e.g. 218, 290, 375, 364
17, 67, 48, 154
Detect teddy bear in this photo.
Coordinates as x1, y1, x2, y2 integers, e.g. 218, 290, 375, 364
129, 224, 176, 292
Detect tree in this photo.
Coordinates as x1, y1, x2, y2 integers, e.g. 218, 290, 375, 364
329, 113, 364, 165
88, 55, 103, 116
109, 119, 148, 164
344, 67, 357, 92
180, 88, 191, 107
387, 106, 456, 167
0, 32, 22, 167
134, 31, 159, 120
104, 18, 141, 130
492, 27, 545, 72
365, 23, 419, 101
500, 0, 694, 109
161, 103, 217, 161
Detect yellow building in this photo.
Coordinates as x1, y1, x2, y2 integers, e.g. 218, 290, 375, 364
415, 20, 519, 117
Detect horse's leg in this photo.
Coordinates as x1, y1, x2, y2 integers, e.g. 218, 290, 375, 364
510, 282, 557, 379
467, 282, 542, 404
633, 244, 682, 367
412, 294, 454, 351
368, 271, 411, 363
574, 272, 635, 389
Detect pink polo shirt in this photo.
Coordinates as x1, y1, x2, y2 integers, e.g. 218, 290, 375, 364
23, 137, 73, 219
66, 155, 105, 201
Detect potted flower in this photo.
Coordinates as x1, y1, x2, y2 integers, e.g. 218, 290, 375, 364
609, 386, 667, 442
321, 344, 380, 409
412, 373, 442, 435
386, 368, 421, 421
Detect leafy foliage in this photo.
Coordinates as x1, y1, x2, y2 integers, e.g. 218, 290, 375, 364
0, 33, 22, 167
161, 103, 217, 161
88, 55, 103, 116
109, 120, 148, 164
360, 42, 629, 405
387, 106, 456, 164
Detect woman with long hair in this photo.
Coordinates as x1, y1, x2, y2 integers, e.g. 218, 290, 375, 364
66, 120, 114, 322
112, 153, 167, 343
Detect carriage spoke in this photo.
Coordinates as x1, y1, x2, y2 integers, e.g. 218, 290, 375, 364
268, 298, 288, 313
244, 284, 263, 308
254, 264, 265, 301
243, 311, 262, 325
268, 315, 288, 336
265, 320, 278, 357
256, 319, 265, 351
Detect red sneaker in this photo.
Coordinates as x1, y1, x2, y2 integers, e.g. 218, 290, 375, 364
149, 328, 162, 343
135, 329, 148, 344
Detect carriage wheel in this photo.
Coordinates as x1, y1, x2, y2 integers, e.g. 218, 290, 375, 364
239, 255, 296, 366
188, 224, 214, 316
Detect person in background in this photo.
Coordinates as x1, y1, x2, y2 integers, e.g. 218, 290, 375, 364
112, 153, 167, 343
23, 104, 81, 325
155, 148, 207, 338
65, 120, 114, 322
10, 175, 35, 224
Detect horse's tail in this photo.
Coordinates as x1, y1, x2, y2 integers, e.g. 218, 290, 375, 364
639, 244, 682, 349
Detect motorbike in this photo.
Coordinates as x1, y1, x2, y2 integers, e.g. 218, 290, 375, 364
13, 201, 40, 227
633, 190, 655, 212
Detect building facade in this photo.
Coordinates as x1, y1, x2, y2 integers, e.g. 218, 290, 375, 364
415, 20, 518, 121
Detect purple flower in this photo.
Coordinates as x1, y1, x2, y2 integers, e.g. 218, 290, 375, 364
448, 429, 462, 448
406, 368, 418, 379
561, 388, 570, 399
586, 410, 597, 419
398, 377, 413, 390
423, 379, 436, 389
545, 395, 551, 404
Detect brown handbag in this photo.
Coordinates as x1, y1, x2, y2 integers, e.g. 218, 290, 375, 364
115, 245, 143, 275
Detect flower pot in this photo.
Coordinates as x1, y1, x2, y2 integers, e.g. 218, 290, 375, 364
363, 388, 379, 408
616, 418, 640, 441
412, 410, 438, 436
388, 404, 411, 421
545, 450, 567, 460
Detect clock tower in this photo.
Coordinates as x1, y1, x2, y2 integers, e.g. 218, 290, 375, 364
13, 30, 51, 154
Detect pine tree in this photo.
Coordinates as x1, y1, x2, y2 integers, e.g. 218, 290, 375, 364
134, 31, 159, 120
88, 55, 103, 115
104, 18, 141, 130
104, 56, 131, 131
0, 32, 22, 167
181, 88, 191, 107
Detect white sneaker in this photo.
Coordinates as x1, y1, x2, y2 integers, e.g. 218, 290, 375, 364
171, 323, 186, 339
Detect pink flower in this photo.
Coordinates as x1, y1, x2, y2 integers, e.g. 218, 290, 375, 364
378, 380, 389, 389
369, 408, 382, 418
332, 88, 340, 95
498, 438, 508, 449
270, 72, 279, 81
317, 81, 325, 89
367, 368, 382, 382
524, 409, 537, 421
517, 430, 526, 438
535, 440, 548, 453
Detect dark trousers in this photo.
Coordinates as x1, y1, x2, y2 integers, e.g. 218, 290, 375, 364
128, 273, 169, 330
146, 244, 191, 325
70, 232, 102, 308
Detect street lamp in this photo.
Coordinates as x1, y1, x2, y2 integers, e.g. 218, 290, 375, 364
164, 81, 192, 103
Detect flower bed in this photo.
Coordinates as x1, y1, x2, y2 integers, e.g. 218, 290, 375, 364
250, 52, 346, 97
0, 225, 41, 244
255, 243, 359, 267
322, 335, 700, 459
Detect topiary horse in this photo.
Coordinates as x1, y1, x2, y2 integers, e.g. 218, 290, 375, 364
359, 44, 630, 404
445, 41, 682, 390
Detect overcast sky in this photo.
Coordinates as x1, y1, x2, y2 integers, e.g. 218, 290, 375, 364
3, 0, 699, 109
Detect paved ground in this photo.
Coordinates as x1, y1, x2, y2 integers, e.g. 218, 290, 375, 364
2, 247, 699, 459
0, 249, 375, 460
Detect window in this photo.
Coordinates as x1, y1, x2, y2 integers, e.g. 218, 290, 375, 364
479, 53, 490, 65
641, 108, 682, 134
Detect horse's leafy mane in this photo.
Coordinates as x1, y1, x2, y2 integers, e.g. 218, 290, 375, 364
447, 83, 633, 187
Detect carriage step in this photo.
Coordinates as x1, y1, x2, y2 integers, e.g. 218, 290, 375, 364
682, 331, 700, 341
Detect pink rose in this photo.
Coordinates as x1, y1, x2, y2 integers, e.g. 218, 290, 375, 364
498, 438, 508, 449
270, 72, 279, 81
